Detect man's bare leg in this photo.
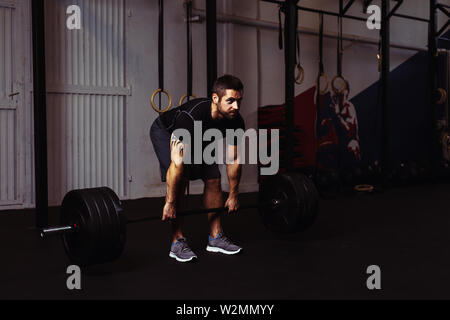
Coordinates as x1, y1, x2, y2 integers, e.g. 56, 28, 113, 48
204, 178, 223, 237
164, 162, 189, 242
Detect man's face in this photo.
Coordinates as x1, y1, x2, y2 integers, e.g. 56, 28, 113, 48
213, 89, 243, 119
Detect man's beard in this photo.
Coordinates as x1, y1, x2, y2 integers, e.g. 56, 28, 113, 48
218, 103, 234, 119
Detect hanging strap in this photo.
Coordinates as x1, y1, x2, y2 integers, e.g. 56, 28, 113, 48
158, 0, 164, 97
278, 5, 283, 50
186, 0, 193, 99
316, 13, 328, 95
295, 12, 300, 67
319, 13, 324, 75
377, 30, 382, 72
337, 15, 343, 77
178, 0, 198, 106
331, 15, 347, 95
294, 9, 304, 85
150, 0, 172, 114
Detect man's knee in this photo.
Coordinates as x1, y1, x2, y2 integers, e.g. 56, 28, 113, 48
204, 178, 221, 193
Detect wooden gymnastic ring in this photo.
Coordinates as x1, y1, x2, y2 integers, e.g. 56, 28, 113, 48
150, 89, 172, 114
354, 184, 374, 193
331, 75, 348, 95
442, 132, 450, 150
316, 73, 329, 94
437, 88, 447, 105
178, 93, 198, 106
295, 64, 305, 85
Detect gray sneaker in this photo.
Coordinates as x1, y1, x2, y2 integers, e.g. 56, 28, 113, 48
206, 232, 242, 255
169, 238, 198, 262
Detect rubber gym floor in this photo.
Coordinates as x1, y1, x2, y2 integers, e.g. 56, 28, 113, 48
1, 182, 450, 300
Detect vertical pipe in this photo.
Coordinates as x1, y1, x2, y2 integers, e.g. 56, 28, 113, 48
187, 0, 193, 97
158, 0, 164, 91
206, 0, 217, 97
284, 0, 298, 171
381, 0, 390, 174
32, 0, 48, 227
429, 0, 438, 174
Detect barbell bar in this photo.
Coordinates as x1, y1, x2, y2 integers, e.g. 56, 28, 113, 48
41, 199, 282, 238
39, 172, 319, 267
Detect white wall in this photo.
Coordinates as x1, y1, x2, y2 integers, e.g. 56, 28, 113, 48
0, 0, 33, 210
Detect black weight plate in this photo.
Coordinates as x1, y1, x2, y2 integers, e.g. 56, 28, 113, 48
282, 172, 308, 232
85, 188, 117, 264
283, 172, 318, 231
61, 189, 101, 266
61, 188, 117, 266
81, 188, 116, 265
97, 187, 126, 263
259, 173, 305, 233
295, 172, 319, 230
96, 188, 122, 261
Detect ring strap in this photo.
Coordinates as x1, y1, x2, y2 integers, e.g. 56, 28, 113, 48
295, 11, 300, 69
185, 0, 193, 98
319, 13, 324, 75
316, 13, 328, 95
337, 15, 343, 78
155, 0, 166, 111
158, 0, 164, 93
278, 5, 283, 50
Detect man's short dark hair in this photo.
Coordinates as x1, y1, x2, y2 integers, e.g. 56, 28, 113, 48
212, 75, 244, 101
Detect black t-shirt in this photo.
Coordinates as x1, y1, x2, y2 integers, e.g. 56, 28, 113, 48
159, 98, 245, 145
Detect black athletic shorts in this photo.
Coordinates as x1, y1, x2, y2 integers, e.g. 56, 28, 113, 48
149, 117, 221, 182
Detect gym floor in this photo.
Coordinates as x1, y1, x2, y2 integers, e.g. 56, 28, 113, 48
1, 182, 450, 300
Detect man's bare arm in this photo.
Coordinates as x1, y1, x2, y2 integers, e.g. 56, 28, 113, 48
162, 137, 185, 220
225, 144, 242, 212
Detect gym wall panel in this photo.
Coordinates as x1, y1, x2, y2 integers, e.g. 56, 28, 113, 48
0, 4, 19, 206
45, 0, 127, 205
0, 111, 17, 205
13, 0, 445, 206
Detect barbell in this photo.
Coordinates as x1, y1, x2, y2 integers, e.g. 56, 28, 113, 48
40, 172, 319, 267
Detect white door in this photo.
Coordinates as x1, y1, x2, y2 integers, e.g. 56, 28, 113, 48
0, 0, 25, 207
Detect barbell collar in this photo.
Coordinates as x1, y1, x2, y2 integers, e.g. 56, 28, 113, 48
40, 225, 77, 238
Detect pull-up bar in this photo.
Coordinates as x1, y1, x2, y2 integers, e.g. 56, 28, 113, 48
261, 0, 430, 24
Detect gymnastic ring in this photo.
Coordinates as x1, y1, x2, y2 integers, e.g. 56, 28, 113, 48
295, 64, 305, 85
150, 88, 172, 114
354, 184, 374, 193
442, 132, 450, 150
316, 73, 329, 94
178, 93, 198, 106
331, 75, 348, 95
437, 88, 447, 105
